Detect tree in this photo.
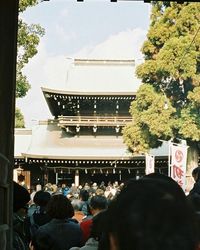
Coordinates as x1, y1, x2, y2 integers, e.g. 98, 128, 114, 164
15, 108, 25, 128
123, 2, 200, 181
15, 0, 45, 127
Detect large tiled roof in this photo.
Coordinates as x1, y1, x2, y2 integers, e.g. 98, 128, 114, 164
21, 123, 132, 160
14, 129, 32, 158
44, 59, 141, 94
14, 123, 168, 160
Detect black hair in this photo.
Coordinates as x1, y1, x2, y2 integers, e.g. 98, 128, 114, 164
192, 167, 200, 182
13, 181, 30, 212
90, 195, 108, 210
46, 194, 74, 219
105, 178, 199, 250
141, 173, 186, 199
79, 189, 89, 201
33, 190, 51, 207
142, 172, 175, 182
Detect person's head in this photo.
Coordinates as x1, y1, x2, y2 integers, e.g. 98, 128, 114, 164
143, 172, 174, 181
92, 182, 98, 190
89, 195, 108, 215
96, 188, 105, 196
13, 181, 30, 214
105, 178, 199, 250
79, 189, 89, 201
46, 194, 74, 219
71, 199, 82, 212
33, 190, 51, 207
192, 167, 200, 182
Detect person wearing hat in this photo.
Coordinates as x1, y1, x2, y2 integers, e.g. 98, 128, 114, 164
24, 190, 51, 247
13, 181, 30, 250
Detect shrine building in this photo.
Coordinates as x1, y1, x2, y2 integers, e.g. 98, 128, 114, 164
14, 59, 168, 189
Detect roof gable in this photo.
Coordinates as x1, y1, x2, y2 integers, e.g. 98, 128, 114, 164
60, 59, 141, 93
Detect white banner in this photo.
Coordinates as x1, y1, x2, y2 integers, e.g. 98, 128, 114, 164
170, 144, 187, 191
145, 154, 155, 175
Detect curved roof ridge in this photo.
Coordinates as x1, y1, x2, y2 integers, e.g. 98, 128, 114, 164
41, 86, 136, 96
74, 59, 135, 66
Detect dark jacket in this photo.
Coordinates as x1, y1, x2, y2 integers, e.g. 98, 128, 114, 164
35, 218, 82, 250
24, 207, 51, 244
13, 213, 29, 250
189, 180, 200, 196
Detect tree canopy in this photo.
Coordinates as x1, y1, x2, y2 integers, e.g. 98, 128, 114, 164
123, 2, 200, 155
15, 107, 25, 128
15, 0, 45, 127
17, 0, 45, 98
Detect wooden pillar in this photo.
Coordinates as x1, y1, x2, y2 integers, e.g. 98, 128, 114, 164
75, 170, 79, 187
0, 1, 19, 250
56, 173, 58, 185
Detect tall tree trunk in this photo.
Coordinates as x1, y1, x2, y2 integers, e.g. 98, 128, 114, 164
186, 142, 199, 193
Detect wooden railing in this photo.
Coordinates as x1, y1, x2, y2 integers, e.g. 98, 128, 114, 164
58, 115, 132, 127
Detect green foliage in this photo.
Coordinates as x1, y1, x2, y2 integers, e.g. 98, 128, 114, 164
15, 108, 25, 128
19, 0, 38, 12
123, 85, 176, 153
17, 0, 45, 98
178, 106, 200, 141
123, 3, 200, 154
15, 0, 45, 128
122, 123, 160, 154
179, 87, 200, 140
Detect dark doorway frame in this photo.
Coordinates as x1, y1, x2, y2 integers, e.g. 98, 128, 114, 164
0, 1, 19, 249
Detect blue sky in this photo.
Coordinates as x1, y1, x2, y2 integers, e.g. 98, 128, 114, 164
23, 1, 150, 55
17, 0, 151, 127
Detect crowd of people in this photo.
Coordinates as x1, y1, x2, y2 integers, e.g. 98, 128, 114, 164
41, 181, 124, 201
13, 167, 200, 250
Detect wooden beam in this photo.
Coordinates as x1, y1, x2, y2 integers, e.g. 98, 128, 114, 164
0, 0, 19, 249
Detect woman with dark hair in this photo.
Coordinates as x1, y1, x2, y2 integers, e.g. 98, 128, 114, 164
79, 189, 90, 216
189, 166, 200, 196
34, 194, 82, 250
24, 190, 51, 246
101, 178, 200, 250
13, 181, 30, 250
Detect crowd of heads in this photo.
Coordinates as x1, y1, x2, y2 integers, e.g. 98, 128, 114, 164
13, 169, 200, 250
40, 180, 124, 203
